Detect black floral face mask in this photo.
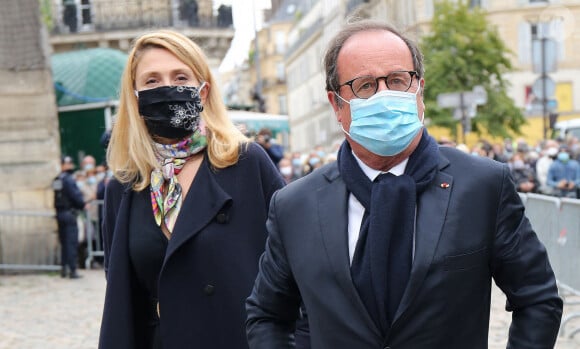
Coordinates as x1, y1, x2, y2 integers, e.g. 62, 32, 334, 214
137, 84, 205, 139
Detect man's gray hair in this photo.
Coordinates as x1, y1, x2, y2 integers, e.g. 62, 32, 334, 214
323, 19, 424, 93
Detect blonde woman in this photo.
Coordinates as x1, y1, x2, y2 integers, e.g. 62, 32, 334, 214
99, 30, 284, 349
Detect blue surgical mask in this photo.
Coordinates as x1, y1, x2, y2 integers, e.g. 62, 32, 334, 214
87, 176, 97, 185
558, 152, 570, 163
337, 87, 423, 156
309, 157, 320, 166
512, 160, 525, 169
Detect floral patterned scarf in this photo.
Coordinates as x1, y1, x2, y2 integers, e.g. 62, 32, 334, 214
150, 130, 207, 234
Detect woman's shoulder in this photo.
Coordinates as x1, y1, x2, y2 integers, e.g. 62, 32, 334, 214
239, 141, 272, 164
105, 178, 132, 202
234, 142, 284, 184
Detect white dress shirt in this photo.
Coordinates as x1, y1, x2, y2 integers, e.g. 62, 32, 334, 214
347, 153, 408, 264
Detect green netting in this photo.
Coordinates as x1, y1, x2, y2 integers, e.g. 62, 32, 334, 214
51, 47, 127, 106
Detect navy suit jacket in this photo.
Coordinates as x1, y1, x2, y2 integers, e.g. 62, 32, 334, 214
99, 143, 284, 349
247, 146, 563, 349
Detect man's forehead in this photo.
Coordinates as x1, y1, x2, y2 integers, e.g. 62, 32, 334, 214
337, 30, 412, 75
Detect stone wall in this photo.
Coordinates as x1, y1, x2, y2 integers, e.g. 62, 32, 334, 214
0, 0, 60, 212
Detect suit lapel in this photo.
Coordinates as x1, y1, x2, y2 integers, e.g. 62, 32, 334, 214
318, 165, 382, 336
391, 168, 452, 324
163, 158, 232, 265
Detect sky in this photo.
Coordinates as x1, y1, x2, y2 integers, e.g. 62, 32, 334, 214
216, 0, 271, 72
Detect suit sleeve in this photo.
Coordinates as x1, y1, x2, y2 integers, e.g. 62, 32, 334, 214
491, 166, 563, 348
246, 190, 302, 349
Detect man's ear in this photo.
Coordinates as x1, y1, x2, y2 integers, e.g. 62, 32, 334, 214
327, 91, 342, 122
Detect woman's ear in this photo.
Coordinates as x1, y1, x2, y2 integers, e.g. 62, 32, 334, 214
200, 82, 210, 104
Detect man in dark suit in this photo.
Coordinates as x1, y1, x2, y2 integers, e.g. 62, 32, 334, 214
246, 20, 562, 348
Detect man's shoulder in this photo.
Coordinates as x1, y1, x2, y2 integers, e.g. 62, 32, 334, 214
440, 146, 503, 167
438, 146, 507, 183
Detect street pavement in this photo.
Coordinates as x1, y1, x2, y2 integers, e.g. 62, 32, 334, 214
0, 269, 579, 349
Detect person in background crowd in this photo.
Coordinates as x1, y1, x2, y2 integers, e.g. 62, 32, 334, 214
76, 155, 99, 268
100, 129, 112, 149
515, 137, 529, 154
99, 29, 286, 349
510, 152, 539, 193
455, 143, 469, 153
278, 157, 297, 184
96, 164, 113, 221
536, 141, 559, 195
503, 137, 514, 159
291, 152, 305, 178
95, 163, 107, 183
53, 156, 87, 279
565, 136, 580, 162
303, 151, 324, 176
491, 142, 508, 163
91, 162, 110, 265
246, 19, 562, 348
255, 127, 284, 166
437, 136, 455, 147
81, 154, 97, 173
547, 146, 580, 198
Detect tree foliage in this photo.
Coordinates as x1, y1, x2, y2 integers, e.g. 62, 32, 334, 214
420, 0, 525, 140
39, 0, 54, 31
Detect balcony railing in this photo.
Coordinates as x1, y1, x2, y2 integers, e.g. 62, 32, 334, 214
346, 0, 370, 13
51, 0, 233, 35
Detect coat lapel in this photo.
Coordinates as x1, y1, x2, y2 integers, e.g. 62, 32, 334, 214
391, 156, 452, 325
318, 165, 382, 336
163, 158, 232, 265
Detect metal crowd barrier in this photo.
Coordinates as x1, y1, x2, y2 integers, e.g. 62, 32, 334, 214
0, 210, 60, 271
519, 193, 580, 340
82, 200, 104, 269
0, 200, 105, 272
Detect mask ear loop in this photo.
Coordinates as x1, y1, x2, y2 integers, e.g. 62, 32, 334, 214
413, 80, 425, 124
334, 91, 350, 105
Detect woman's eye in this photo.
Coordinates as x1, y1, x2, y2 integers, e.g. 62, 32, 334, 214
175, 76, 189, 84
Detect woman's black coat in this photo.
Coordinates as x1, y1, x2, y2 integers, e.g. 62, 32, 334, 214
98, 143, 285, 348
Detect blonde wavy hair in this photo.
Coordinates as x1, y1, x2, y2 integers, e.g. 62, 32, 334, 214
107, 29, 248, 191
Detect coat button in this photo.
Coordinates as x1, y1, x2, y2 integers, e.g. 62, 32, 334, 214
216, 212, 228, 224
204, 284, 215, 295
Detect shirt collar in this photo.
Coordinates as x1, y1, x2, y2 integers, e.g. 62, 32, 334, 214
352, 151, 408, 181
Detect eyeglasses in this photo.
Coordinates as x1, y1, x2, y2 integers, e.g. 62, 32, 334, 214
338, 70, 418, 99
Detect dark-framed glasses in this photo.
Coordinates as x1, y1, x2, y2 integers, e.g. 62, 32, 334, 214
339, 70, 418, 99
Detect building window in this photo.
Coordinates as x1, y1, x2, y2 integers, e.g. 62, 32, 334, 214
425, 0, 434, 18
62, 0, 92, 33
180, 0, 199, 27
519, 20, 564, 64
275, 31, 286, 54
278, 94, 287, 114
80, 0, 92, 27
276, 62, 285, 82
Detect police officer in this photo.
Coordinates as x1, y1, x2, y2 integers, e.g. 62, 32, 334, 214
53, 156, 86, 279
